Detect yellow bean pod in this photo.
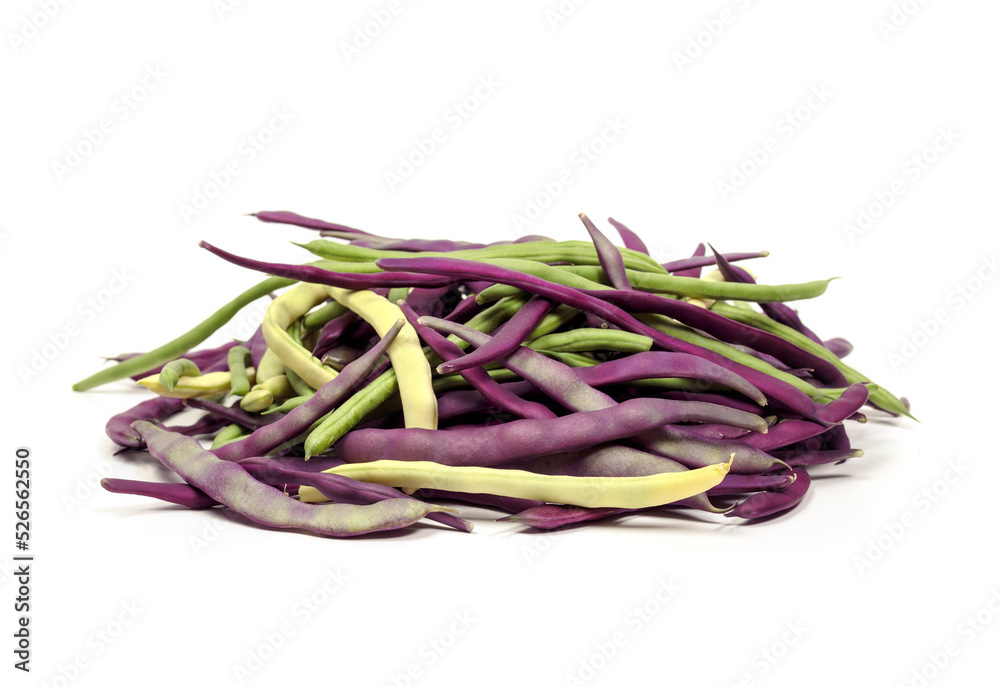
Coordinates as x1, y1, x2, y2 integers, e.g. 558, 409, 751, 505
136, 368, 256, 399
300, 456, 732, 509
326, 287, 437, 430
263, 283, 338, 389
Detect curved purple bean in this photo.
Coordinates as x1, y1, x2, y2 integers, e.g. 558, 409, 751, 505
312, 311, 358, 357
336, 397, 762, 466
572, 351, 767, 406
672, 243, 707, 279
823, 337, 854, 359
607, 217, 649, 256
443, 292, 484, 322
106, 397, 186, 447
816, 382, 869, 424
662, 250, 768, 274
200, 241, 455, 288
133, 421, 450, 537
726, 468, 811, 519
213, 320, 404, 461
101, 477, 218, 509
253, 210, 380, 239
437, 296, 553, 375
406, 285, 462, 318
579, 214, 631, 291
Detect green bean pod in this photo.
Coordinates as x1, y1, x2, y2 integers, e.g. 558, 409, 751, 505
227, 346, 253, 396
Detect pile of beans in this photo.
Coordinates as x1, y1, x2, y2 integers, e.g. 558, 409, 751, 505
76, 211, 910, 536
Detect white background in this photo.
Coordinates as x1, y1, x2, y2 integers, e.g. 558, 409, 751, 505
2, 1, 998, 686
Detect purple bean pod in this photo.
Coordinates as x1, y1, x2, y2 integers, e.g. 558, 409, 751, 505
106, 397, 187, 447
500, 504, 628, 530
819, 423, 852, 451
443, 292, 484, 322
201, 241, 456, 288
572, 351, 767, 406
336, 396, 760, 466
662, 250, 768, 274
607, 217, 650, 255
741, 418, 829, 452
101, 477, 218, 509
133, 421, 450, 537
253, 210, 381, 239
725, 468, 811, 519
672, 243, 707, 279
312, 311, 359, 357
816, 383, 869, 424
633, 426, 787, 475
823, 337, 854, 359
437, 296, 553, 375
579, 214, 632, 290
